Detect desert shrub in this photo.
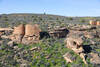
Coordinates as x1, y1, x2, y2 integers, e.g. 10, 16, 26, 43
80, 19, 85, 22
68, 17, 73, 20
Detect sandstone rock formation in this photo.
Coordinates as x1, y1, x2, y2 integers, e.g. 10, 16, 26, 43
49, 27, 69, 38
64, 34, 87, 64
68, 25, 97, 39
9, 24, 41, 44
65, 36, 84, 54
22, 24, 41, 44
10, 24, 25, 43
13, 24, 25, 35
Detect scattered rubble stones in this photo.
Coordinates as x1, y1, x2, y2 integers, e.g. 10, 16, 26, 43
0, 28, 13, 36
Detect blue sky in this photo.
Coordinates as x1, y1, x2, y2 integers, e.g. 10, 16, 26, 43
0, 0, 100, 16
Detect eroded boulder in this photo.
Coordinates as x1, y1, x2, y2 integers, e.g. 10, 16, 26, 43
65, 36, 84, 54
64, 34, 87, 64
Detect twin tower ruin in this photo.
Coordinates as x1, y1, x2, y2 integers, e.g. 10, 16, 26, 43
9, 24, 41, 44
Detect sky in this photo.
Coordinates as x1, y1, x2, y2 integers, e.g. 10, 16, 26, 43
0, 0, 100, 16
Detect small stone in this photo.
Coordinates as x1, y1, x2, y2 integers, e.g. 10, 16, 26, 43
13, 46, 18, 49
63, 52, 73, 63
7, 41, 14, 47
30, 47, 40, 51
90, 53, 100, 64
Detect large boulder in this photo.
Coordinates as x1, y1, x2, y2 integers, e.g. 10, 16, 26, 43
65, 36, 84, 54
64, 34, 87, 64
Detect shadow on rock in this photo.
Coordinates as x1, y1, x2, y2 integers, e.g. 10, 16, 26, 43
40, 31, 50, 39
83, 45, 92, 53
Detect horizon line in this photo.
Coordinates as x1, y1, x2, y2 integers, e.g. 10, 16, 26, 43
0, 12, 100, 17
